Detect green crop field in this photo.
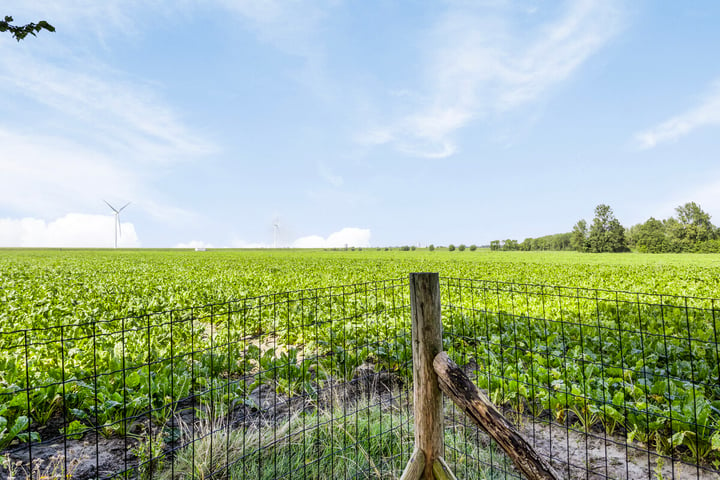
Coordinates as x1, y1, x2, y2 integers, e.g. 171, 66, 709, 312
1, 248, 720, 475
3, 248, 720, 328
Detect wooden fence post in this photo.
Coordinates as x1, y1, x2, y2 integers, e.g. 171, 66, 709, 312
407, 273, 445, 480
434, 352, 562, 480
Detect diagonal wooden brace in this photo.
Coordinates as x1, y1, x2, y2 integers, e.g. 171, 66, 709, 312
434, 352, 562, 480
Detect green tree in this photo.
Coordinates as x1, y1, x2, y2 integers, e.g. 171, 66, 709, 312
428, 244, 435, 251
633, 217, 668, 253
489, 240, 500, 251
625, 223, 640, 249
458, 244, 466, 251
502, 239, 519, 251
673, 201, 716, 244
1, 16, 54, 41
469, 244, 477, 251
587, 204, 628, 252
552, 232, 572, 250
448, 244, 456, 252
571, 220, 588, 252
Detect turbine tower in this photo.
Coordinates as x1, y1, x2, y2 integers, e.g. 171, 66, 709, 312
104, 200, 130, 249
273, 218, 280, 248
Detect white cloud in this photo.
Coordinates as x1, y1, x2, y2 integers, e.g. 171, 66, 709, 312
635, 80, 720, 149
227, 227, 372, 249
361, 0, 625, 158
292, 227, 371, 248
174, 240, 216, 249
0, 214, 140, 248
291, 235, 326, 248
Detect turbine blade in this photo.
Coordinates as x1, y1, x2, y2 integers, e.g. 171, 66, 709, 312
104, 199, 119, 214
118, 202, 131, 213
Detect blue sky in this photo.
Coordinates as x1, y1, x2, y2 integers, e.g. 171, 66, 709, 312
1, 1, 720, 248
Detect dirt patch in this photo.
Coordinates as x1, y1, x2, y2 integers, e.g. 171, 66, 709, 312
519, 420, 720, 480
1, 363, 404, 480
3, 362, 718, 480
3, 434, 137, 479
453, 360, 720, 479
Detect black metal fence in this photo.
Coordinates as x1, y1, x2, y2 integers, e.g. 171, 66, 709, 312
440, 277, 720, 479
1, 279, 414, 479
1, 277, 719, 479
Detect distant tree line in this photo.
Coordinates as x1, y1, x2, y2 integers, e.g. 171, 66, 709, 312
626, 202, 720, 253
490, 233, 573, 251
447, 244, 478, 251
490, 202, 720, 253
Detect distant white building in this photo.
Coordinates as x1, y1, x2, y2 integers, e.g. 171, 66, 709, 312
195, 247, 206, 252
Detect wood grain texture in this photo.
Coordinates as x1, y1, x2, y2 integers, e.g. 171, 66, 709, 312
433, 352, 562, 480
399, 448, 425, 480
432, 457, 459, 480
409, 273, 444, 480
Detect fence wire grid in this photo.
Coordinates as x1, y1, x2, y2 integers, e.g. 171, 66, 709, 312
440, 277, 720, 480
1, 276, 719, 480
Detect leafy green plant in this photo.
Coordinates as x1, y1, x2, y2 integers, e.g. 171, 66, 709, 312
0, 416, 39, 449
2, 248, 720, 470
61, 419, 87, 440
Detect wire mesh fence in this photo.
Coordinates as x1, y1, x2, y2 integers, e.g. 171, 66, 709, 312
440, 277, 720, 479
1, 276, 719, 479
1, 279, 414, 479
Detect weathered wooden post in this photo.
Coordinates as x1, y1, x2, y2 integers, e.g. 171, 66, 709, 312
400, 273, 457, 480
401, 273, 558, 480
434, 352, 562, 480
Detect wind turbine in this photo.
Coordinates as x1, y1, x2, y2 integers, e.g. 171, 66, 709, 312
273, 218, 280, 248
104, 200, 130, 248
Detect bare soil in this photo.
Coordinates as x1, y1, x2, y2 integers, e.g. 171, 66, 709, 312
2, 363, 718, 480
519, 420, 720, 480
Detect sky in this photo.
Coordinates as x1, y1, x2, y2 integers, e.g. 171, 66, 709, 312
1, 1, 720, 249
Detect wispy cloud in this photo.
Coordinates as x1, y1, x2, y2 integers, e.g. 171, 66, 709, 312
215, 0, 329, 56
0, 126, 201, 227
0, 19, 216, 223
635, 80, 720, 149
0, 50, 216, 163
1, 1, 166, 40
317, 162, 344, 188
361, 0, 625, 158
0, 128, 137, 216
